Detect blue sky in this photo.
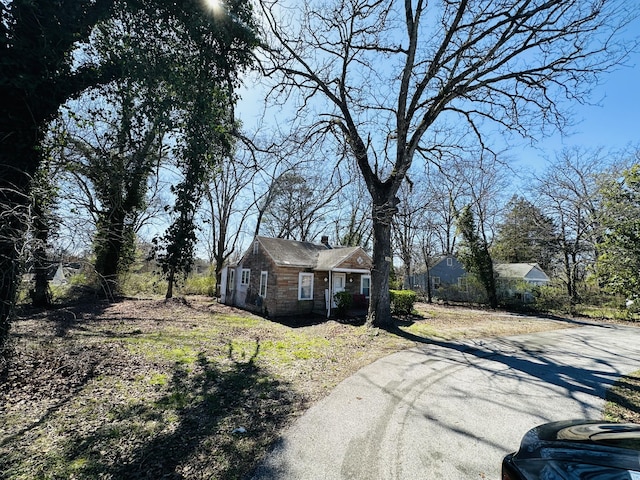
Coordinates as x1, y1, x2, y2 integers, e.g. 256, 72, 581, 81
514, 44, 640, 173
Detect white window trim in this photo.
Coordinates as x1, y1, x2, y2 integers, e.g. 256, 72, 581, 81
447, 257, 453, 266
361, 275, 371, 297
259, 271, 268, 297
432, 276, 441, 287
298, 272, 314, 300
241, 268, 250, 286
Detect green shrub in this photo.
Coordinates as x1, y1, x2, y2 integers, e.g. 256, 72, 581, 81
181, 273, 216, 296
120, 271, 166, 296
533, 285, 571, 313
390, 289, 417, 315
333, 291, 353, 318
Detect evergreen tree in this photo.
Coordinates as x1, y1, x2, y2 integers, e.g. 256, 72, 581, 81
153, 0, 258, 299
456, 205, 497, 308
492, 196, 558, 272
597, 164, 640, 300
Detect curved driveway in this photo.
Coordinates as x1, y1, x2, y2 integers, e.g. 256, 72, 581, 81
251, 322, 640, 479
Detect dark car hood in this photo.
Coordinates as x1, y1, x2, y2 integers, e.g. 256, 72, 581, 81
509, 420, 640, 479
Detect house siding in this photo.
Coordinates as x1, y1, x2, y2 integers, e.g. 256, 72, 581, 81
234, 242, 323, 317
523, 268, 550, 285
410, 255, 466, 290
334, 255, 368, 271
234, 241, 276, 315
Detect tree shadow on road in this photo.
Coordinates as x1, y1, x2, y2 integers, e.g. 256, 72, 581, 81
383, 322, 639, 417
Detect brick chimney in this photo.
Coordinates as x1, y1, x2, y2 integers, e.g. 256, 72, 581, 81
321, 235, 331, 249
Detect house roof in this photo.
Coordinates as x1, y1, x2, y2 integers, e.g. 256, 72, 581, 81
256, 236, 370, 271
431, 255, 457, 268
494, 263, 549, 280
316, 248, 363, 270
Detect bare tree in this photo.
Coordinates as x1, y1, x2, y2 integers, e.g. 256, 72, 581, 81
333, 175, 373, 248
56, 80, 168, 296
533, 147, 611, 304
261, 166, 347, 241
258, 0, 637, 328
456, 155, 511, 249
200, 148, 257, 289
392, 180, 432, 289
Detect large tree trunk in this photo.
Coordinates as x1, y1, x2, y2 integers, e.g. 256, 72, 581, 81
366, 198, 399, 330
165, 266, 175, 300
0, 129, 42, 358
31, 249, 51, 308
94, 210, 130, 297
0, 239, 21, 357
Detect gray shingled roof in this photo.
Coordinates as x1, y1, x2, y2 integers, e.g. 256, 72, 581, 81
316, 247, 362, 270
256, 236, 369, 270
494, 263, 546, 279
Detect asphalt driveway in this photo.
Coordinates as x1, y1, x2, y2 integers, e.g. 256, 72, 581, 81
251, 323, 640, 479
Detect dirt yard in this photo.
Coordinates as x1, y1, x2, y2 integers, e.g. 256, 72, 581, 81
0, 297, 604, 479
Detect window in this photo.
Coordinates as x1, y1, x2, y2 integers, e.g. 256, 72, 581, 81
241, 269, 250, 286
432, 276, 441, 289
259, 271, 268, 297
253, 240, 259, 255
298, 272, 314, 300
228, 269, 235, 291
361, 275, 371, 297
447, 257, 453, 267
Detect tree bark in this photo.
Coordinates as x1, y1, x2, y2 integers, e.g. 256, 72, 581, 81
425, 261, 433, 304
94, 210, 130, 296
366, 198, 400, 329
166, 266, 175, 300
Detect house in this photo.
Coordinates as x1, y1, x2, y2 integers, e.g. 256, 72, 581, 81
22, 261, 80, 286
494, 263, 550, 302
220, 236, 372, 318
410, 255, 467, 291
494, 263, 550, 286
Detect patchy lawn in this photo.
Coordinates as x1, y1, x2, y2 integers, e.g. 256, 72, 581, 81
604, 370, 640, 424
0, 297, 622, 479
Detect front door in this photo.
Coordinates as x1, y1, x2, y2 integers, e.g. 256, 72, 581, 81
332, 273, 346, 307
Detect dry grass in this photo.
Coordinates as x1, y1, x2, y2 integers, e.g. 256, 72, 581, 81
604, 370, 640, 424
0, 297, 619, 479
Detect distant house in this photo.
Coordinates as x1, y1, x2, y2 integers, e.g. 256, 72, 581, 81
494, 263, 550, 302
220, 236, 372, 318
410, 255, 467, 291
22, 261, 80, 287
494, 263, 550, 286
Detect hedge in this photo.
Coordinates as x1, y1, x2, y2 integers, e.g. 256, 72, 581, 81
390, 289, 417, 315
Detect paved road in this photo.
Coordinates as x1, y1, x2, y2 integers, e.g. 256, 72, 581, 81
251, 323, 640, 479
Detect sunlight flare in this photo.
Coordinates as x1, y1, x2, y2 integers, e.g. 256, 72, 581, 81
202, 0, 224, 15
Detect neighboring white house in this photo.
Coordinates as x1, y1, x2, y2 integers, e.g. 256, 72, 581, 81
494, 263, 550, 302
494, 263, 550, 285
